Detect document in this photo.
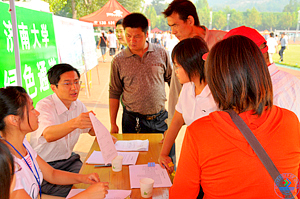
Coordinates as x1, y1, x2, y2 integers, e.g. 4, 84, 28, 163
66, 189, 131, 199
86, 151, 139, 165
129, 164, 172, 188
115, 140, 149, 151
89, 113, 118, 165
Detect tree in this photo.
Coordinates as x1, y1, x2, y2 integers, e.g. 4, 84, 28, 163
43, 0, 68, 14
156, 15, 169, 31
212, 11, 226, 30
151, 0, 166, 15
194, 0, 209, 10
245, 7, 262, 28
230, 9, 244, 29
145, 5, 157, 28
278, 12, 295, 29
261, 13, 278, 31
46, 0, 144, 19
283, 0, 300, 12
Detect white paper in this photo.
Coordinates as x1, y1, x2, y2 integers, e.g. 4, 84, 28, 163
129, 164, 172, 188
86, 151, 139, 165
115, 140, 149, 151
66, 189, 131, 199
89, 113, 118, 165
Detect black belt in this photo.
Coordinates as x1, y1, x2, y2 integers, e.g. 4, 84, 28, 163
125, 108, 166, 120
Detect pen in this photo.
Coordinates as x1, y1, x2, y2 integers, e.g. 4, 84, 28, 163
94, 164, 112, 168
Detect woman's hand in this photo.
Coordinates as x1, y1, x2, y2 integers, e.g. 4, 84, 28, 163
158, 154, 174, 173
72, 182, 109, 199
80, 173, 100, 184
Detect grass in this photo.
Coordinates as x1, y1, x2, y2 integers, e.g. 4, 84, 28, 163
273, 44, 300, 68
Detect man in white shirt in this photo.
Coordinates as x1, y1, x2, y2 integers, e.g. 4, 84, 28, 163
30, 63, 95, 197
266, 32, 278, 63
107, 29, 118, 57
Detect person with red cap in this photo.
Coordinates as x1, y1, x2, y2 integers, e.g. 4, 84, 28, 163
170, 34, 300, 199
217, 26, 300, 120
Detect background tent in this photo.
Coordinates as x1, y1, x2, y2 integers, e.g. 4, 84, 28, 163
79, 0, 130, 27
151, 27, 162, 33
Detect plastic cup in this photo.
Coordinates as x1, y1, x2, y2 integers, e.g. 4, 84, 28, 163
140, 178, 154, 198
112, 155, 123, 172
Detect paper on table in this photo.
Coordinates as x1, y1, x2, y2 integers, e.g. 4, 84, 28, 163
115, 140, 149, 151
66, 189, 131, 199
129, 164, 172, 188
89, 113, 118, 165
86, 151, 139, 165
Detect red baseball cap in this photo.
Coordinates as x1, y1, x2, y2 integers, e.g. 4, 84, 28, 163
202, 26, 268, 60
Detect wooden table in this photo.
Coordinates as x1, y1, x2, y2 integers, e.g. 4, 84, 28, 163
73, 134, 171, 199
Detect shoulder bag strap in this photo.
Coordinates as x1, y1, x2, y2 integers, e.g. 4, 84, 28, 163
225, 109, 292, 197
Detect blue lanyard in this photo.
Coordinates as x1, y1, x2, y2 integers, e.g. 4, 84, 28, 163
2, 138, 42, 198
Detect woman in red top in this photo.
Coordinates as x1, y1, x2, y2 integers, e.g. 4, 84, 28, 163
170, 35, 300, 199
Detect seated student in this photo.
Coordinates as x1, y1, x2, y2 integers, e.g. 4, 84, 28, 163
0, 86, 109, 199
170, 36, 300, 198
30, 63, 115, 197
0, 139, 16, 199
158, 37, 217, 172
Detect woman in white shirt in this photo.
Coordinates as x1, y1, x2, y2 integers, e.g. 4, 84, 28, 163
0, 86, 108, 199
158, 37, 218, 172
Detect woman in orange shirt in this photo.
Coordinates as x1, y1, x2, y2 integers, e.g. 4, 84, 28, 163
170, 35, 300, 198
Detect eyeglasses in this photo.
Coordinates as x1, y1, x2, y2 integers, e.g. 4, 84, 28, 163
56, 81, 82, 87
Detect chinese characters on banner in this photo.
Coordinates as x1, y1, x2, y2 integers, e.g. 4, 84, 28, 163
0, 2, 58, 105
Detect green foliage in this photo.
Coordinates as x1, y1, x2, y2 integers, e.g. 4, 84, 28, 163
156, 15, 169, 31
151, 0, 167, 15
260, 13, 278, 31
283, 0, 300, 12
145, 6, 157, 27
245, 7, 262, 28
212, 10, 226, 30
279, 12, 295, 29
118, 0, 144, 13
229, 9, 244, 29
43, 0, 68, 14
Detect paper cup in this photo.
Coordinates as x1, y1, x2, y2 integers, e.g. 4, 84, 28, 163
140, 178, 154, 198
112, 155, 123, 172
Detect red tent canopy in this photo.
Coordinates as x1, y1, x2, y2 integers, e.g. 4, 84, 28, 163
79, 0, 130, 27
151, 27, 162, 33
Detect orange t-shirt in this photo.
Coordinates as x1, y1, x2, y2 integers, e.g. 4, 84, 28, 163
170, 106, 300, 199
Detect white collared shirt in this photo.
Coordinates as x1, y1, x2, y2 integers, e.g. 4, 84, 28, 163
269, 63, 300, 120
30, 93, 89, 162
175, 83, 218, 126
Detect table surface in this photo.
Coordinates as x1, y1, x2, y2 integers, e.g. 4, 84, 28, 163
73, 133, 171, 199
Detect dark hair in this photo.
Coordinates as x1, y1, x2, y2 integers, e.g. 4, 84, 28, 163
109, 29, 113, 33
116, 18, 123, 27
163, 0, 200, 27
172, 37, 208, 83
122, 13, 148, 34
0, 86, 30, 135
270, 32, 274, 37
47, 63, 80, 86
206, 35, 273, 116
0, 139, 14, 199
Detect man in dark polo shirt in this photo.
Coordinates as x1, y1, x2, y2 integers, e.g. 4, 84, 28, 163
109, 13, 172, 134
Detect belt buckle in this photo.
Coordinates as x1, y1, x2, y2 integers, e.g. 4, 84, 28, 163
146, 115, 155, 120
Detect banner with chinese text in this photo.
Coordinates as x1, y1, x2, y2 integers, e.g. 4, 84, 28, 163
0, 2, 58, 105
